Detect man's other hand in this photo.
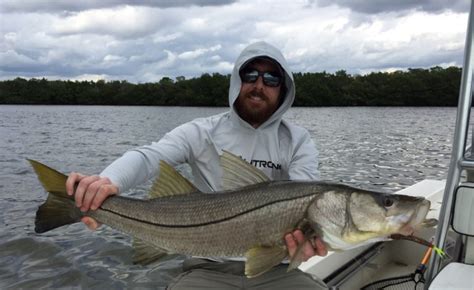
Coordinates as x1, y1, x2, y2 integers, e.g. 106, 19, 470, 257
285, 230, 328, 262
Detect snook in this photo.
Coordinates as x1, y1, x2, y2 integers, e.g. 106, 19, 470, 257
29, 152, 434, 277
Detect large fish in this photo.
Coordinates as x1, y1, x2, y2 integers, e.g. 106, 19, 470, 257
29, 151, 434, 277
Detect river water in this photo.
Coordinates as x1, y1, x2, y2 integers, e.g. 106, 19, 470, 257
0, 105, 458, 289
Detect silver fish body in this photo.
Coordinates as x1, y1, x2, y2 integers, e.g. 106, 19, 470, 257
90, 181, 429, 255
29, 152, 432, 277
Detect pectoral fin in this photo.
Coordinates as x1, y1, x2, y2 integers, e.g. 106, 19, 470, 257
287, 239, 309, 271
288, 227, 317, 272
245, 245, 287, 278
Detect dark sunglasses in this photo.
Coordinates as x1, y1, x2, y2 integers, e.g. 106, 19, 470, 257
240, 69, 282, 87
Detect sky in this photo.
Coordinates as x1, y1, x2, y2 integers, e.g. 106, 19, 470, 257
0, 0, 471, 83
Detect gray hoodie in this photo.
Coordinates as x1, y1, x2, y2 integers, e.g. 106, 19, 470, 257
101, 41, 319, 193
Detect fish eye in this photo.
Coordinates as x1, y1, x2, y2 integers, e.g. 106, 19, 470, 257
383, 197, 394, 208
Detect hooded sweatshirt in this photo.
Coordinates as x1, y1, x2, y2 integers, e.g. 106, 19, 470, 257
100, 41, 319, 193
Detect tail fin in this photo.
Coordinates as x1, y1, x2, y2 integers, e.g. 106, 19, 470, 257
28, 159, 82, 233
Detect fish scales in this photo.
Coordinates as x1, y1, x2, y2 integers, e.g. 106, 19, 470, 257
91, 192, 316, 256
88, 181, 326, 255
95, 181, 336, 226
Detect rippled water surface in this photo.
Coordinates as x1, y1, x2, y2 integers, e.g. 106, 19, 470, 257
0, 105, 459, 289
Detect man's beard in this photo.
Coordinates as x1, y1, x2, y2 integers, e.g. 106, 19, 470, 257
234, 91, 278, 127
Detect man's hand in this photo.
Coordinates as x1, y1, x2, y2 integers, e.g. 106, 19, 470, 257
285, 230, 328, 261
80, 216, 101, 231
66, 172, 119, 231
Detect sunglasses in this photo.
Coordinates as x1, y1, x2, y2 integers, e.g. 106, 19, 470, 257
240, 69, 282, 87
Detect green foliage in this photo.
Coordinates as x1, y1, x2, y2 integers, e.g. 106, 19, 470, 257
0, 67, 461, 106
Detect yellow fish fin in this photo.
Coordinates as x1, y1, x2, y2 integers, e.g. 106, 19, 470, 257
149, 160, 198, 198
245, 245, 287, 278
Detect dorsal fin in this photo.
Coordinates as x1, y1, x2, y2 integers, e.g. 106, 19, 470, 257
220, 150, 270, 190
149, 160, 198, 198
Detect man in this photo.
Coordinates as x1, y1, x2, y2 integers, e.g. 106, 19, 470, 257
66, 41, 328, 289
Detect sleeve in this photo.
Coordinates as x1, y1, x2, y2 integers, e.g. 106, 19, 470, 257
288, 129, 320, 181
99, 122, 195, 193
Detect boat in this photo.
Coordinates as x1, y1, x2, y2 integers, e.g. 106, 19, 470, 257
301, 1, 474, 289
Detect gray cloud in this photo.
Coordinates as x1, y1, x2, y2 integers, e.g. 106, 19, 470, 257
0, 1, 469, 82
0, 0, 236, 13
49, 7, 174, 39
316, 0, 470, 14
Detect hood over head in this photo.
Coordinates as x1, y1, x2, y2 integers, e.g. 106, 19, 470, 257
229, 41, 295, 128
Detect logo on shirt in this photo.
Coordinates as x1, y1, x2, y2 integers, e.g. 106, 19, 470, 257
243, 158, 282, 170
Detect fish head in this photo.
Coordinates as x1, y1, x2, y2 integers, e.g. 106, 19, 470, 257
349, 191, 431, 237
307, 187, 433, 250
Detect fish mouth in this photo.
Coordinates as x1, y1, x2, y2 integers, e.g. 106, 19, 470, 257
400, 199, 431, 235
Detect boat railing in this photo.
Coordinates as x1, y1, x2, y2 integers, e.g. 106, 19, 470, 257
425, 0, 474, 286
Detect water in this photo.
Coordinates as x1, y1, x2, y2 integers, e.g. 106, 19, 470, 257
0, 105, 458, 289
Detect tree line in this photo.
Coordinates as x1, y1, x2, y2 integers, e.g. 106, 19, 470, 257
0, 66, 461, 106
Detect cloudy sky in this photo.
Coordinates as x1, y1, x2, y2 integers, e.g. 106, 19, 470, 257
0, 0, 470, 83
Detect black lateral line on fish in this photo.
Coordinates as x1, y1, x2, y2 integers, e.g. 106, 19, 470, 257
97, 194, 316, 228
